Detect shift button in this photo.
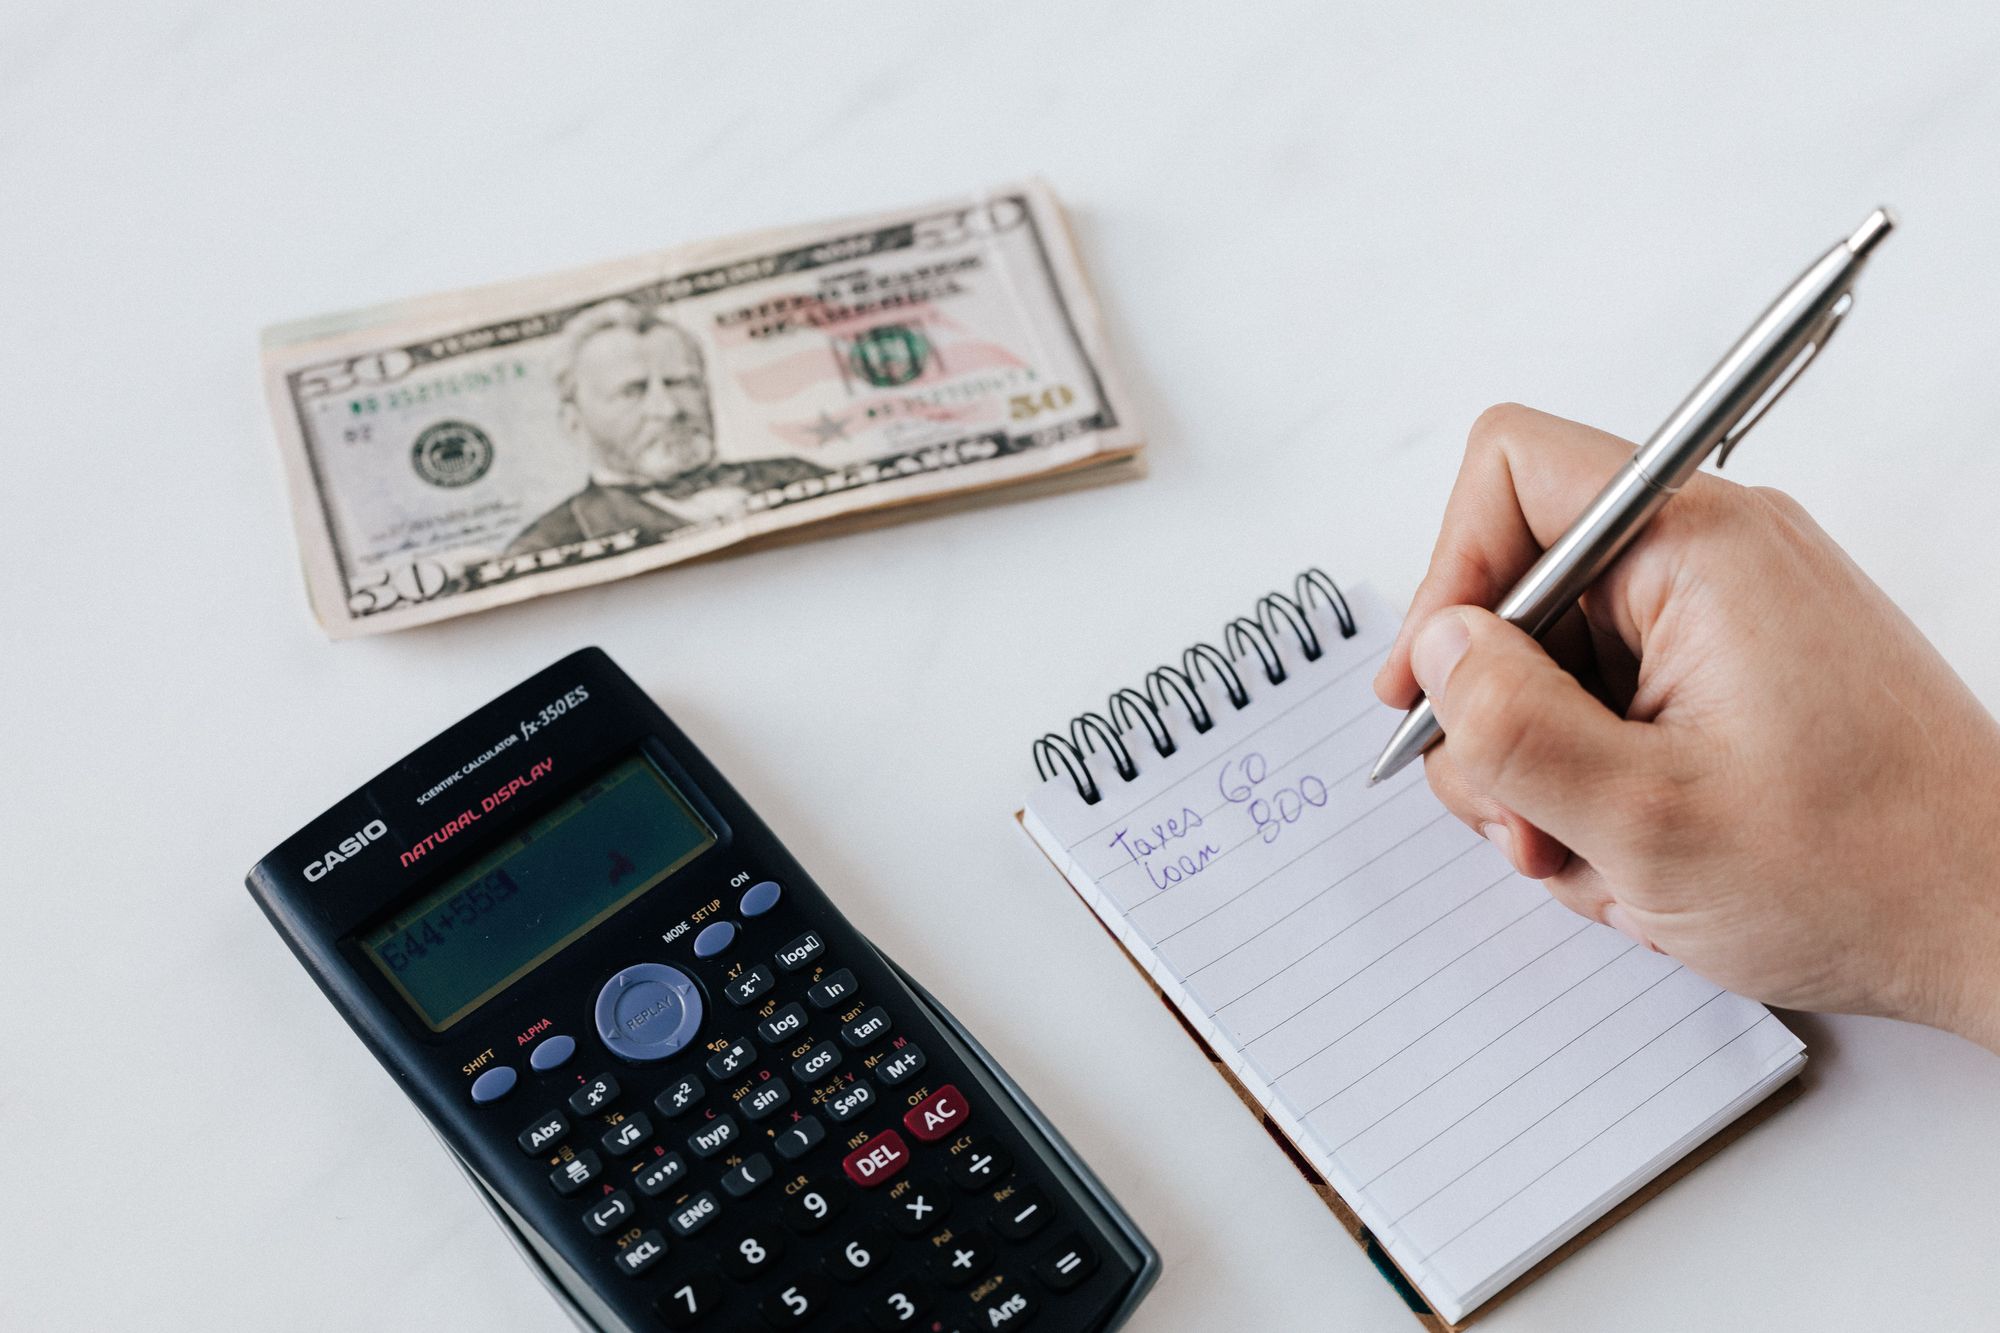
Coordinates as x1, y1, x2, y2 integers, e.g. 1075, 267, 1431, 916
470, 1066, 517, 1104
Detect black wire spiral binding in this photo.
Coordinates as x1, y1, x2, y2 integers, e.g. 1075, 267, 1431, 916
1109, 686, 1175, 758
1225, 617, 1285, 686
1183, 642, 1247, 709
1032, 568, 1358, 804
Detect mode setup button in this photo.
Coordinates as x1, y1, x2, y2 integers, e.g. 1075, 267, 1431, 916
594, 963, 704, 1063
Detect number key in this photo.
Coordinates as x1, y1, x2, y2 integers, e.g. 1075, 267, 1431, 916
720, 1224, 787, 1281
824, 1223, 891, 1283
655, 1273, 722, 1329
782, 1179, 848, 1233
568, 1073, 619, 1115
867, 1282, 926, 1330
759, 1275, 828, 1329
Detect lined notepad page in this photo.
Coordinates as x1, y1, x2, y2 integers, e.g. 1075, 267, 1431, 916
1022, 589, 1803, 1323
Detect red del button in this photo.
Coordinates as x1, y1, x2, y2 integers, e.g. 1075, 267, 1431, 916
842, 1128, 910, 1188
902, 1083, 970, 1142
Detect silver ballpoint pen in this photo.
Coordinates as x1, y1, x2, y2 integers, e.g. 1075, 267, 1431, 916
1368, 207, 1897, 785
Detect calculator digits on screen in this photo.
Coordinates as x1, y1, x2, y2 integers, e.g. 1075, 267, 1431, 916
248, 649, 1158, 1332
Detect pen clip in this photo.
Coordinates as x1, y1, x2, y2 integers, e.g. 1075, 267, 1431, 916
1716, 291, 1853, 467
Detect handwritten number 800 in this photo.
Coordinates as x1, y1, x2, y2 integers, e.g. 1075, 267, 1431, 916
1219, 752, 1329, 843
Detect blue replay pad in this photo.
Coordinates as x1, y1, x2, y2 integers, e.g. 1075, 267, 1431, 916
246, 648, 1157, 1333
595, 963, 704, 1062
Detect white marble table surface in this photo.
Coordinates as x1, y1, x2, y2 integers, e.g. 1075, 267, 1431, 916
7, 3, 2000, 1329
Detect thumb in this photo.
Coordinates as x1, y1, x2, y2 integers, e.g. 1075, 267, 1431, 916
1411, 606, 1652, 847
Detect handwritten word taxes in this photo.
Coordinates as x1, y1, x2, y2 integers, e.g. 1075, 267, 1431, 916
1108, 807, 1218, 891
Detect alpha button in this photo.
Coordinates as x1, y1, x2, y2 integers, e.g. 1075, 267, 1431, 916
594, 963, 703, 1063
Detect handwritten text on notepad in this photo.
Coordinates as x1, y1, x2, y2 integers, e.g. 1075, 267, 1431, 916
1109, 745, 1343, 893
1219, 751, 1333, 845
1108, 805, 1219, 890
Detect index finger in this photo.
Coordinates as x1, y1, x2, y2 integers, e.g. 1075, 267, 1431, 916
1373, 404, 1636, 708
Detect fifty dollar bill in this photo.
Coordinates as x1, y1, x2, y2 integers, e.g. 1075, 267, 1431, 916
262, 181, 1143, 637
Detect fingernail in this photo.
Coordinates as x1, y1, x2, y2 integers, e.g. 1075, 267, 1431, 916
1479, 821, 1515, 867
1603, 903, 1651, 949
1411, 612, 1472, 700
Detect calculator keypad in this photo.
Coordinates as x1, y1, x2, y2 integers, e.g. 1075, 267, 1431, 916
568, 1074, 619, 1116
688, 1115, 738, 1158
601, 1113, 651, 1156
719, 1152, 774, 1197
549, 1151, 601, 1196
634, 1151, 688, 1197
517, 1111, 567, 1154
654, 1074, 703, 1118
487, 896, 1130, 1330
581, 1191, 635, 1236
705, 1038, 755, 1080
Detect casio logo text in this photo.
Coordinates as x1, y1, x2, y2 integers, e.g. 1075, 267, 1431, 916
305, 819, 389, 881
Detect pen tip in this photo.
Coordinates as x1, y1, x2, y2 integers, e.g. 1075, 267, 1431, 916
1848, 207, 1896, 257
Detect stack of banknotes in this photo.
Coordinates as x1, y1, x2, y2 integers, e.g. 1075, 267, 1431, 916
261, 181, 1144, 637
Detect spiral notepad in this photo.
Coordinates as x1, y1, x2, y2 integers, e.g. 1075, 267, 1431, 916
1018, 571, 1805, 1327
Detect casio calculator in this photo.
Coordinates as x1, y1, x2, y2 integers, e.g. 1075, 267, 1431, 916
247, 649, 1158, 1333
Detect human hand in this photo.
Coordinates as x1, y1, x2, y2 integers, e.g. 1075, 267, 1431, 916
1375, 404, 2000, 1051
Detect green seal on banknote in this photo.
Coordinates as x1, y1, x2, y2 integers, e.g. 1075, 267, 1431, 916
848, 324, 930, 387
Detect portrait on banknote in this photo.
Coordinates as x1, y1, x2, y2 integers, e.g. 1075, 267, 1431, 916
505, 299, 826, 557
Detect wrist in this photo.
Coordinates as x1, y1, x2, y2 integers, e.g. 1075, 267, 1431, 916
1923, 780, 2000, 1054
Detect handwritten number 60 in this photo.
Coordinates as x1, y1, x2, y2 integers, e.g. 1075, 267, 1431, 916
1217, 752, 1269, 804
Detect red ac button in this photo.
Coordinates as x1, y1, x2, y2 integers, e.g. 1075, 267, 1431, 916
902, 1083, 970, 1143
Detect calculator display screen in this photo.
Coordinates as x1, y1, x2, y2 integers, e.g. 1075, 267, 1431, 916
357, 755, 716, 1031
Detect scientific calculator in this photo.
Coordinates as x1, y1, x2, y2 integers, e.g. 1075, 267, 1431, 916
247, 649, 1158, 1332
